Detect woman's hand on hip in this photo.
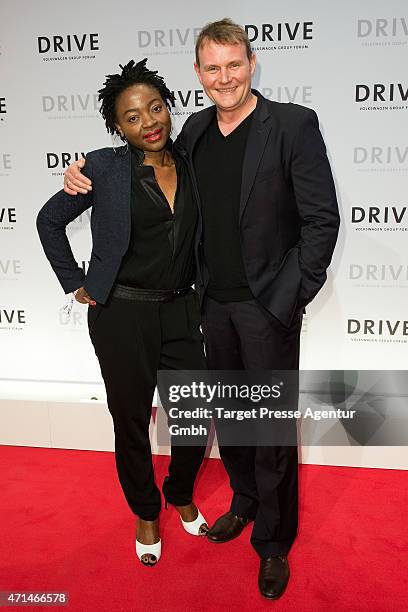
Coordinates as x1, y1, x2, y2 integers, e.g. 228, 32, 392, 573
74, 287, 96, 306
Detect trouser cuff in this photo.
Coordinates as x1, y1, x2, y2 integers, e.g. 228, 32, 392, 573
230, 493, 258, 520
162, 475, 193, 507
136, 509, 161, 521
251, 535, 296, 558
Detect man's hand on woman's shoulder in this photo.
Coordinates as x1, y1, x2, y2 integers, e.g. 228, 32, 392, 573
64, 158, 93, 195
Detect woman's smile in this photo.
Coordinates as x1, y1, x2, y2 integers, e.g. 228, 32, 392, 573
144, 127, 163, 142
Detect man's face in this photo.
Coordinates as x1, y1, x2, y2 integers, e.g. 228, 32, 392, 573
194, 40, 256, 112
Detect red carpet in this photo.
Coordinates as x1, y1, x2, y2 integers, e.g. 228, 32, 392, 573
1, 446, 407, 611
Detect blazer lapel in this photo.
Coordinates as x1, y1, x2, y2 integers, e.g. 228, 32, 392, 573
112, 144, 131, 194
111, 146, 132, 253
186, 106, 216, 159
239, 93, 275, 222
175, 108, 215, 244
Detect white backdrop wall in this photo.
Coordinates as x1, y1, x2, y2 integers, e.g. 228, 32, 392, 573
1, 2, 407, 392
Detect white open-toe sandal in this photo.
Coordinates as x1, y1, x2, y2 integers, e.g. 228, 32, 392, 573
136, 539, 162, 566
180, 510, 208, 536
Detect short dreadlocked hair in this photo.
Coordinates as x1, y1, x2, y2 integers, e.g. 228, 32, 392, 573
98, 59, 175, 139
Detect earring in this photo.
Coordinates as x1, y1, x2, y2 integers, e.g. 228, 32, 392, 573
112, 132, 129, 155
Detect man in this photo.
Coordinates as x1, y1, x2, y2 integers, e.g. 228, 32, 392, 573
63, 18, 339, 599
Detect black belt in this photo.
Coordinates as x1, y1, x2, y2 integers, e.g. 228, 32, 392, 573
112, 283, 192, 302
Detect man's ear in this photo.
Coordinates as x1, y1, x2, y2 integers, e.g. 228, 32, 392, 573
194, 62, 203, 85
249, 53, 257, 76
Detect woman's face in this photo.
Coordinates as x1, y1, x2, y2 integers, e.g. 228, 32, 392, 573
114, 83, 171, 151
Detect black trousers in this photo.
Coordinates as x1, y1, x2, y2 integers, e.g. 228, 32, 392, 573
88, 290, 207, 521
202, 297, 301, 558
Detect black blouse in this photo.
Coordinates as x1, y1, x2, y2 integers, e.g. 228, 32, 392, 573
116, 145, 197, 290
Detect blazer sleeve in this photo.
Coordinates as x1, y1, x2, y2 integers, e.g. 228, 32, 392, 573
291, 109, 340, 307
36, 156, 94, 294
173, 114, 194, 154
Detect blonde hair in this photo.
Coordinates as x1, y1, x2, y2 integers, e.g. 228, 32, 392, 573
195, 18, 253, 65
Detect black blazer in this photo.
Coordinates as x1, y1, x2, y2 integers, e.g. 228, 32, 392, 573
37, 147, 133, 303
175, 90, 340, 327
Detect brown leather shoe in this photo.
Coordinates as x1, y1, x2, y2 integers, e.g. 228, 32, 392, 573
207, 511, 251, 543
258, 555, 289, 599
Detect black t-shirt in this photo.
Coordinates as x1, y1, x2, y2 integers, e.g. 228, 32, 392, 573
193, 111, 255, 302
116, 147, 197, 290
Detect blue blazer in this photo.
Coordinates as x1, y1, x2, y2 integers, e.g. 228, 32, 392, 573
37, 147, 134, 304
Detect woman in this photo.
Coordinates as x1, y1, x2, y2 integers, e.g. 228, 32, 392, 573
37, 59, 208, 566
